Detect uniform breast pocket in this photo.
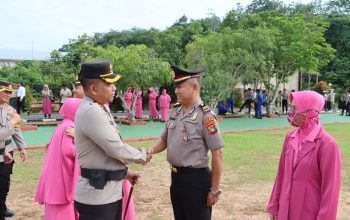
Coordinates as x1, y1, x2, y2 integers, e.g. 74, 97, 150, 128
185, 123, 200, 136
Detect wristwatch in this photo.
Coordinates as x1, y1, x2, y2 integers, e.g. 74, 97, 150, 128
210, 188, 222, 197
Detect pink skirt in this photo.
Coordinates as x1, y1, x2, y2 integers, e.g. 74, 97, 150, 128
43, 97, 52, 114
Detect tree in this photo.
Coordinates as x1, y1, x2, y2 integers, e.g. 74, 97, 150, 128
93, 44, 171, 120
185, 27, 275, 109
234, 12, 335, 114
321, 15, 350, 89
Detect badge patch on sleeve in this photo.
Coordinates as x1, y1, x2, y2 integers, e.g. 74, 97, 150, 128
203, 116, 217, 135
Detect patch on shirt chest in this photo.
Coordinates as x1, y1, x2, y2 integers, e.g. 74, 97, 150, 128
167, 121, 176, 129
203, 116, 217, 135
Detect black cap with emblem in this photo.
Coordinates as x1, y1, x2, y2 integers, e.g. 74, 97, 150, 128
79, 60, 121, 84
171, 65, 206, 84
0, 80, 13, 92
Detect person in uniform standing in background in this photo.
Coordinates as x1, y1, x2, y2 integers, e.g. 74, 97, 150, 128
148, 65, 224, 220
74, 60, 151, 220
135, 86, 143, 119
281, 89, 289, 114
73, 79, 84, 99
60, 85, 72, 109
0, 81, 27, 219
148, 87, 158, 119
16, 82, 25, 114
124, 88, 133, 120
41, 84, 53, 119
339, 90, 347, 116
158, 89, 171, 122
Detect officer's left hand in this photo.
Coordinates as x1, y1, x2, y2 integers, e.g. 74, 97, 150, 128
19, 148, 27, 162
207, 192, 219, 207
126, 170, 141, 185
4, 153, 13, 164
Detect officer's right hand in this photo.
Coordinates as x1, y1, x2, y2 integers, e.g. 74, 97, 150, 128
11, 114, 21, 127
4, 153, 13, 164
144, 151, 152, 165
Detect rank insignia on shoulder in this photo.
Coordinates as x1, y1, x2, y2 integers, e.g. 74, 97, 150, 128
200, 103, 211, 113
173, 103, 181, 107
203, 116, 218, 135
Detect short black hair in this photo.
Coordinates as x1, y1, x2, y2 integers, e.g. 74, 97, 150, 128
81, 78, 100, 91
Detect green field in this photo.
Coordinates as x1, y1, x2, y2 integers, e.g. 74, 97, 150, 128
8, 123, 350, 219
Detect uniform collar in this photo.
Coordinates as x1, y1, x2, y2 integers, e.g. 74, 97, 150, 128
179, 99, 202, 118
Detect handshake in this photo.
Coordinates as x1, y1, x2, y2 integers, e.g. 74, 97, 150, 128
143, 148, 154, 165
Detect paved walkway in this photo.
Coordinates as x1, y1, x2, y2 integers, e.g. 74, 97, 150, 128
21, 113, 350, 147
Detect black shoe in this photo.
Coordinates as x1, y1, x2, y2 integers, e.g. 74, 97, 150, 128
4, 208, 15, 217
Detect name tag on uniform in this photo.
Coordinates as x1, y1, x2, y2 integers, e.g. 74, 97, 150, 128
185, 120, 197, 124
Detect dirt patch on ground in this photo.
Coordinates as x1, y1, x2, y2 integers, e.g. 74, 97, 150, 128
7, 161, 350, 220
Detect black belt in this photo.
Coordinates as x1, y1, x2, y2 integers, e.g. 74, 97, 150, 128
171, 166, 209, 173
81, 167, 128, 190
0, 148, 4, 155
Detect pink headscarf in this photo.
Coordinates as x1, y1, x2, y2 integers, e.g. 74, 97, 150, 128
59, 98, 82, 122
289, 91, 325, 129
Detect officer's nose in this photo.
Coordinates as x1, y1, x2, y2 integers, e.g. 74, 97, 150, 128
111, 84, 116, 91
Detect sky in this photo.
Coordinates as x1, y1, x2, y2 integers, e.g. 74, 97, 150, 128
1, 0, 313, 54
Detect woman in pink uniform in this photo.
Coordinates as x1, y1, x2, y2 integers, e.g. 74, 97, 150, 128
135, 87, 143, 119
267, 91, 341, 220
148, 87, 158, 119
158, 89, 171, 122
124, 88, 133, 119
41, 84, 53, 119
35, 98, 82, 220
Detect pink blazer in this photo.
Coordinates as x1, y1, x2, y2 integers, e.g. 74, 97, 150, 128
267, 124, 341, 220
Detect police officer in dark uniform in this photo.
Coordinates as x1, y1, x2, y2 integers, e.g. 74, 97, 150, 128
0, 81, 27, 220
148, 66, 224, 220
74, 60, 151, 220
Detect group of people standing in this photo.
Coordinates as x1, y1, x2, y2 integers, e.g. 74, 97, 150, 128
0, 60, 343, 220
123, 86, 171, 121
238, 88, 265, 119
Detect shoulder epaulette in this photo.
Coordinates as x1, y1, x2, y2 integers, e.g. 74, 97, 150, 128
173, 102, 181, 107
200, 103, 212, 114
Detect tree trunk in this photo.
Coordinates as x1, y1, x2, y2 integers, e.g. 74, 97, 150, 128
119, 94, 136, 122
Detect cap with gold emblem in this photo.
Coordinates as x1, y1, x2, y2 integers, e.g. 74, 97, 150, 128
0, 80, 13, 92
79, 60, 121, 83
171, 65, 206, 83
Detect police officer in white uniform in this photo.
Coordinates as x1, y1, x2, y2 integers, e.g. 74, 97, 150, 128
74, 60, 151, 220
148, 66, 224, 220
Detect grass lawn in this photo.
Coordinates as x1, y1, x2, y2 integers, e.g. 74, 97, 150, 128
8, 123, 350, 219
